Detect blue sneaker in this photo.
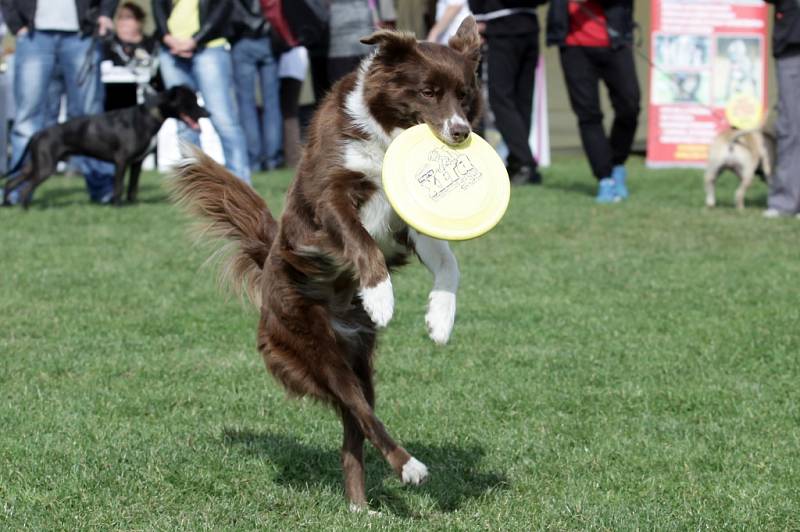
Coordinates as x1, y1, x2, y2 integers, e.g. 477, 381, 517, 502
596, 178, 619, 203
612, 165, 629, 199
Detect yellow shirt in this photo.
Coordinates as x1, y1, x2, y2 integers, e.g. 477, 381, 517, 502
167, 0, 226, 49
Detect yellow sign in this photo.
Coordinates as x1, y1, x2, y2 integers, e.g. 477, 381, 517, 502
725, 93, 763, 130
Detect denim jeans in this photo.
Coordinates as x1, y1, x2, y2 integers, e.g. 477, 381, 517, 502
159, 46, 251, 184
11, 30, 115, 202
231, 37, 282, 171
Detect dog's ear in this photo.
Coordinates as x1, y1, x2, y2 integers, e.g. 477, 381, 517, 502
361, 30, 417, 57
448, 16, 481, 64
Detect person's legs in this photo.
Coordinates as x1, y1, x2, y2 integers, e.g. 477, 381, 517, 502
9, 31, 56, 172
488, 35, 538, 179
560, 46, 610, 180
191, 46, 251, 183
280, 77, 303, 167
767, 53, 800, 215
58, 32, 116, 202
257, 39, 283, 170
158, 47, 201, 147
593, 47, 639, 199
513, 36, 539, 149
232, 38, 266, 172
599, 46, 640, 196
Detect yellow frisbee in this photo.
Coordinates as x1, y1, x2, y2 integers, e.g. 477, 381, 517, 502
382, 124, 511, 241
725, 93, 763, 131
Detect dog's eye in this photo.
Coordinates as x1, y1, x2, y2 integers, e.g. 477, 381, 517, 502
457, 90, 469, 101
420, 88, 435, 99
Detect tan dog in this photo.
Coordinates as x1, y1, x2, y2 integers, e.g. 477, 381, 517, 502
704, 128, 776, 210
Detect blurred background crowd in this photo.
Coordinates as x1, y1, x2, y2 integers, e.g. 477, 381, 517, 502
0, 0, 797, 213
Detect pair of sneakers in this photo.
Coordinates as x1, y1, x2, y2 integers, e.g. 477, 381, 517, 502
596, 165, 629, 204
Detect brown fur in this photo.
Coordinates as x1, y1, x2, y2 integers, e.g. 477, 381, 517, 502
169, 19, 482, 510
704, 128, 776, 210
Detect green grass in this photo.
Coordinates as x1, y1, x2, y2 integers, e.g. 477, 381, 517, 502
1, 158, 799, 530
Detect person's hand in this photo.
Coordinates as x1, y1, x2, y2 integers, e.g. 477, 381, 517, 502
97, 15, 114, 36
163, 34, 196, 58
16, 26, 28, 37
172, 37, 197, 58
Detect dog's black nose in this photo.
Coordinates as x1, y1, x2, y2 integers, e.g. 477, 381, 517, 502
450, 123, 470, 144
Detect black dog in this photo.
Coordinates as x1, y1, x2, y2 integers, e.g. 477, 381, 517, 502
3, 85, 209, 208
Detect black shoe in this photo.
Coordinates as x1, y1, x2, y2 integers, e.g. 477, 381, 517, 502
509, 165, 542, 186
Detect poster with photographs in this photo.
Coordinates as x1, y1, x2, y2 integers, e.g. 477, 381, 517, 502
646, 0, 769, 167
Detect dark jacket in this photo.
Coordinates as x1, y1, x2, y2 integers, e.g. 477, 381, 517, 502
766, 0, 800, 57
229, 0, 271, 43
0, 0, 118, 36
468, 0, 543, 36
151, 0, 233, 48
546, 0, 634, 50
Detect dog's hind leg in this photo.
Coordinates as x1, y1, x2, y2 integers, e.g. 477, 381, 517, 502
704, 166, 721, 208
340, 407, 368, 510
325, 354, 428, 489
127, 161, 143, 203
735, 166, 757, 211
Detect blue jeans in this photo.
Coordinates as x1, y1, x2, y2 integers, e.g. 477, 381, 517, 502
159, 46, 251, 184
11, 30, 114, 202
231, 37, 282, 171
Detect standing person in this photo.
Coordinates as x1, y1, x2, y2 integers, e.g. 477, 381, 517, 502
152, 0, 251, 183
231, 0, 282, 172
0, 0, 118, 204
547, 0, 640, 203
326, 0, 395, 88
470, 0, 544, 186
763, 0, 800, 218
428, 0, 470, 44
102, 2, 157, 111
261, 0, 310, 168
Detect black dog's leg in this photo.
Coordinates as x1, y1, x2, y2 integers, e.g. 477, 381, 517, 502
127, 161, 143, 203
111, 162, 127, 206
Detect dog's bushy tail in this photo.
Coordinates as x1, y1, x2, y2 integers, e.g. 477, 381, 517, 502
169, 146, 278, 307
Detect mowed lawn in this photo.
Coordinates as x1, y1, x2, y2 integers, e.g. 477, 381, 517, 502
1, 158, 799, 530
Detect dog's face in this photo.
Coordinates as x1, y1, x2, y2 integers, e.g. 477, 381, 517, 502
360, 17, 482, 146
159, 86, 210, 131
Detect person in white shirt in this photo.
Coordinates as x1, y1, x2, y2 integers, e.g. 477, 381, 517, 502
427, 0, 471, 44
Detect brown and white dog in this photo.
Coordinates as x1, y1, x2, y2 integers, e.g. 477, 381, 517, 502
704, 128, 776, 210
170, 18, 483, 510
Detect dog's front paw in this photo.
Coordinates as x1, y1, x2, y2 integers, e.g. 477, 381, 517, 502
401, 457, 429, 486
426, 290, 456, 345
360, 277, 394, 328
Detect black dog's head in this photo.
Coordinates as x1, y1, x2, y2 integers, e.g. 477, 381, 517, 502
158, 85, 210, 131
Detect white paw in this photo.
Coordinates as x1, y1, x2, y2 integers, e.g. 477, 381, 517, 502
349, 503, 381, 516
426, 290, 456, 345
360, 277, 394, 328
401, 457, 429, 486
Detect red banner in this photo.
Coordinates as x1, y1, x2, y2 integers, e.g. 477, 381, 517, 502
646, 0, 769, 167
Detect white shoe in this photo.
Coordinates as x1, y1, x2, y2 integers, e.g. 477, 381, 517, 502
763, 208, 790, 219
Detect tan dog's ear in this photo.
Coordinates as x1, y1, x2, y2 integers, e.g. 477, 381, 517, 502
448, 16, 481, 63
361, 30, 418, 56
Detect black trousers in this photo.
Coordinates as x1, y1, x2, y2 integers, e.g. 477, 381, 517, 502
487, 32, 540, 171
559, 45, 640, 180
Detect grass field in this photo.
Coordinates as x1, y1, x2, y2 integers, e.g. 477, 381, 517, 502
1, 158, 799, 530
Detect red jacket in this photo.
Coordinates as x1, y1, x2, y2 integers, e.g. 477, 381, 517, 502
260, 0, 298, 47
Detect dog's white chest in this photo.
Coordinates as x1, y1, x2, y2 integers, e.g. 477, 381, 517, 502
342, 139, 403, 252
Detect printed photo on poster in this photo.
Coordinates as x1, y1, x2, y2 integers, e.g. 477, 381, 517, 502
652, 70, 711, 105
654, 34, 710, 69
713, 35, 763, 105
